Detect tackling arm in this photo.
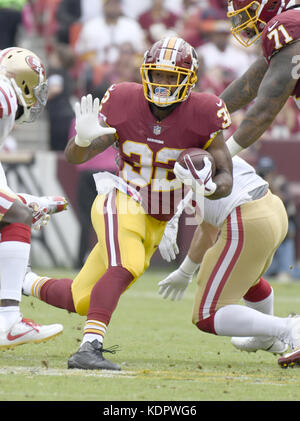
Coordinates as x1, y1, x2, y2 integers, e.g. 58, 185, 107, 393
158, 221, 219, 300
188, 221, 219, 264
226, 42, 300, 155
220, 55, 268, 114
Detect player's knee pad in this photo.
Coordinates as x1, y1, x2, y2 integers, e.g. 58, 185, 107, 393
243, 277, 272, 302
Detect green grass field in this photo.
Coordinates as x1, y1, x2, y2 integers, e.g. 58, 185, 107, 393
1, 268, 300, 402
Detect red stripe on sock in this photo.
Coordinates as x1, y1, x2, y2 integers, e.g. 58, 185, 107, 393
1, 223, 31, 243
196, 314, 217, 335
243, 277, 272, 302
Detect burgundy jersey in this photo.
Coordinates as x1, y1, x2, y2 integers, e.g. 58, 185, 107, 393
261, 7, 300, 107
99, 82, 230, 220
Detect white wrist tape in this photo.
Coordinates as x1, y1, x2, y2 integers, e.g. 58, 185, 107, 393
180, 255, 200, 276
74, 134, 91, 147
226, 136, 244, 157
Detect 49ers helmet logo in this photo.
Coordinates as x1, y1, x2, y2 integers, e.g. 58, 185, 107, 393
25, 55, 45, 77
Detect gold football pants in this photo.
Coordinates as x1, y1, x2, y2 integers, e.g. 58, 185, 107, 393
192, 190, 288, 325
71, 189, 167, 315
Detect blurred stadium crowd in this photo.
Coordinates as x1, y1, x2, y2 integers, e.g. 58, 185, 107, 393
1, 0, 300, 279
3, 0, 300, 150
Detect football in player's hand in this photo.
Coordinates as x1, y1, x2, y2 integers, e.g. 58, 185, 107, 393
177, 148, 216, 176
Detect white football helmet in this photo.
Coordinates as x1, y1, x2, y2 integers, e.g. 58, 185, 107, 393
0, 47, 48, 123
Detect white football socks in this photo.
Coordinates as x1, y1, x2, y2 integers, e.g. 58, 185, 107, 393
214, 304, 290, 340
0, 241, 30, 302
0, 306, 21, 331
244, 288, 274, 315
241, 288, 275, 342
81, 320, 106, 346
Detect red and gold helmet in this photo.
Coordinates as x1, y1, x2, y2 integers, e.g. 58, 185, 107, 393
0, 47, 48, 123
140, 37, 198, 107
227, 0, 294, 47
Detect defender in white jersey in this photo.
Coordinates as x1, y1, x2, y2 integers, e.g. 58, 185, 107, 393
158, 156, 300, 363
0, 47, 64, 349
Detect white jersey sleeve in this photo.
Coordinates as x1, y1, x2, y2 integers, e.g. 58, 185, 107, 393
0, 76, 18, 145
203, 156, 269, 228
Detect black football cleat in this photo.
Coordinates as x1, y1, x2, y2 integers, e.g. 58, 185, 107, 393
68, 339, 121, 370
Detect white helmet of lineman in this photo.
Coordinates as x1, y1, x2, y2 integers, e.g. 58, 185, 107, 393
0, 47, 48, 123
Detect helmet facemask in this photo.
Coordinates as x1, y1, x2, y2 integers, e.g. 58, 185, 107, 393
228, 1, 265, 47
141, 63, 197, 107
227, 0, 294, 47
11, 69, 48, 124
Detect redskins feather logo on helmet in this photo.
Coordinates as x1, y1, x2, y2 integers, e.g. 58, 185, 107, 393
227, 0, 295, 47
140, 37, 199, 107
0, 47, 48, 123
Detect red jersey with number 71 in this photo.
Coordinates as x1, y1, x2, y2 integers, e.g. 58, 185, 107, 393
99, 82, 231, 221
261, 7, 300, 108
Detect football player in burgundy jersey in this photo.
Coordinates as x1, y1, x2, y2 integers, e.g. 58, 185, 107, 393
23, 37, 234, 370
0, 47, 64, 350
223, 0, 300, 155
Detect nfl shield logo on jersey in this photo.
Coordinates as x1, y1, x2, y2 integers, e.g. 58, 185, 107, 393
153, 125, 162, 135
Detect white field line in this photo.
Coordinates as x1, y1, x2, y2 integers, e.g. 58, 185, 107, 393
0, 366, 135, 378
0, 366, 299, 387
